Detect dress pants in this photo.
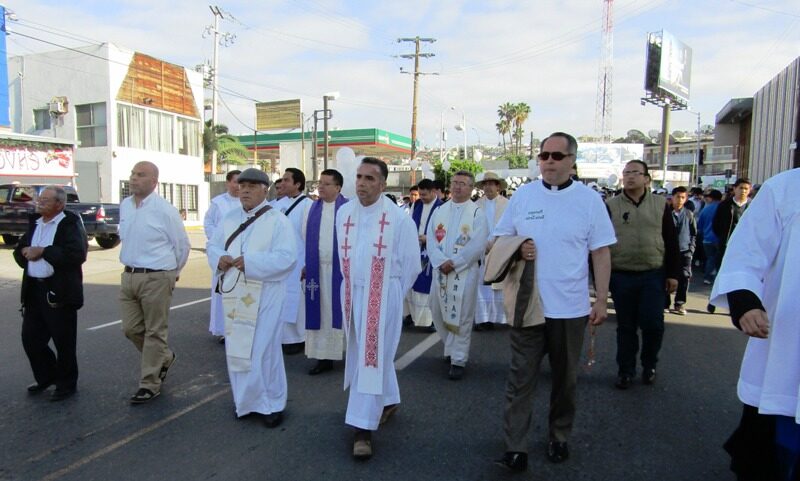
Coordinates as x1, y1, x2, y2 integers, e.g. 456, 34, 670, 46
21, 280, 78, 391
120, 270, 176, 392
503, 316, 588, 452
611, 269, 665, 377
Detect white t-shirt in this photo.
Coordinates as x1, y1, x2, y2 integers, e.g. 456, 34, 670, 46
494, 180, 617, 318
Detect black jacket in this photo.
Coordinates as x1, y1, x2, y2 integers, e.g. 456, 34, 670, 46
712, 198, 749, 247
13, 210, 88, 309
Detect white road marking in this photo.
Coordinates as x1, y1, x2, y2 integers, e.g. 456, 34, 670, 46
395, 333, 440, 370
38, 388, 228, 481
86, 297, 212, 331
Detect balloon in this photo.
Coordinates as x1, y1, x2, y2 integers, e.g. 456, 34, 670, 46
527, 159, 540, 178
336, 147, 358, 199
607, 173, 619, 186
473, 150, 483, 162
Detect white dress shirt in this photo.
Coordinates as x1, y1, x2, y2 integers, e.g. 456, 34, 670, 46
119, 192, 191, 271
27, 211, 66, 278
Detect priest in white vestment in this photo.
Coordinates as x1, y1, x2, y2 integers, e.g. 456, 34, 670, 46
475, 172, 509, 329
302, 169, 347, 375
206, 169, 297, 428
272, 168, 313, 354
405, 179, 443, 329
427, 171, 488, 380
204, 170, 241, 339
710, 168, 800, 477
336, 158, 421, 460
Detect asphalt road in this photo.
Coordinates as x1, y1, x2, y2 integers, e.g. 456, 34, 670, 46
0, 230, 745, 481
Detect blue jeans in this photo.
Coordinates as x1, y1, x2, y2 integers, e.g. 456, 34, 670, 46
703, 242, 720, 282
611, 269, 665, 377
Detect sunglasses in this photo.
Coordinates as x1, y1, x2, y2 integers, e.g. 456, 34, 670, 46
538, 151, 574, 161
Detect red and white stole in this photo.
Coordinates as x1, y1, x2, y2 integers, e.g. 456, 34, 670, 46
340, 196, 396, 395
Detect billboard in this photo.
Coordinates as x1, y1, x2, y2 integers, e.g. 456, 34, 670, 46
255, 99, 302, 131
575, 143, 644, 181
644, 30, 692, 104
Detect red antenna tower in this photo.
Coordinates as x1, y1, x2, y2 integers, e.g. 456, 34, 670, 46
594, 0, 614, 143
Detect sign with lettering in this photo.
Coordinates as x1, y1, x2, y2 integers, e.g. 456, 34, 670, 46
0, 146, 74, 177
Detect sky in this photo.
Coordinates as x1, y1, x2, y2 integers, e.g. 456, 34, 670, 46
5, 0, 800, 150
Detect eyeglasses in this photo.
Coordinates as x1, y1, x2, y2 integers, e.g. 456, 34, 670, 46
621, 171, 645, 176
537, 151, 574, 161
450, 181, 471, 187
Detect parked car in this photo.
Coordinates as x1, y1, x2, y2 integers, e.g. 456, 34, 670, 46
0, 184, 120, 249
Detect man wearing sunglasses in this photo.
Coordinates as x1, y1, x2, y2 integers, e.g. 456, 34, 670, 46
493, 132, 616, 471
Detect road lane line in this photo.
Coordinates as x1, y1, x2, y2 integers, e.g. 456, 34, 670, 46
86, 297, 212, 331
38, 388, 228, 481
395, 333, 440, 371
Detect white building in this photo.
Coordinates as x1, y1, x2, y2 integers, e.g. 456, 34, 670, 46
8, 43, 208, 221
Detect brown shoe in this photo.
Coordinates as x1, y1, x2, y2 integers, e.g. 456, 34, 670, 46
353, 429, 372, 460
380, 404, 399, 425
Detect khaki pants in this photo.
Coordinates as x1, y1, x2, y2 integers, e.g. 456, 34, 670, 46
503, 316, 587, 452
120, 270, 177, 392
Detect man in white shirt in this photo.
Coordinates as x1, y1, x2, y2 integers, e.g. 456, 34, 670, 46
710, 168, 800, 479
493, 132, 615, 472
119, 161, 190, 404
204, 170, 241, 341
272, 168, 313, 355
428, 171, 488, 380
13, 186, 88, 402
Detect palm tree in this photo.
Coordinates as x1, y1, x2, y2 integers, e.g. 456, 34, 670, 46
203, 121, 250, 173
511, 102, 531, 156
497, 102, 515, 153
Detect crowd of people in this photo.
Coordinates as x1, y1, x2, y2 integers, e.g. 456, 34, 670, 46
13, 133, 797, 478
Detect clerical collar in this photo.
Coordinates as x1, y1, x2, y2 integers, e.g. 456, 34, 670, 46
541, 179, 573, 191
244, 199, 269, 217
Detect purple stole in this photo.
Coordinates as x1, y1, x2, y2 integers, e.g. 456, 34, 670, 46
411, 198, 443, 294
305, 194, 347, 330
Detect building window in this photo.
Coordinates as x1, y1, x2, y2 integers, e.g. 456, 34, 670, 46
76, 103, 107, 147
158, 182, 174, 204
117, 104, 146, 149
33, 108, 51, 130
148, 111, 175, 153
177, 117, 200, 157
119, 180, 131, 200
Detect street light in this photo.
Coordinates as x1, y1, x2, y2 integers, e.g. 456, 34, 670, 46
323, 91, 339, 171
471, 127, 481, 160
687, 109, 701, 185
452, 107, 466, 159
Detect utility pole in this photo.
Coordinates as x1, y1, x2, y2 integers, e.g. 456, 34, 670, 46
204, 6, 235, 176
398, 36, 436, 186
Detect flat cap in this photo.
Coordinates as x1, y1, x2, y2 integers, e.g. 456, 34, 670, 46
237, 168, 269, 185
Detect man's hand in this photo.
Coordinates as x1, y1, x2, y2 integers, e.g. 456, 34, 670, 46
519, 240, 536, 261
22, 246, 45, 261
439, 260, 455, 275
232, 256, 245, 273
665, 278, 678, 293
589, 300, 608, 326
740, 309, 769, 338
218, 255, 235, 271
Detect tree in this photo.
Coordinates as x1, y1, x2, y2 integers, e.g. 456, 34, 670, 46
496, 118, 510, 153
432, 159, 483, 185
511, 102, 531, 155
496, 102, 515, 154
203, 121, 250, 173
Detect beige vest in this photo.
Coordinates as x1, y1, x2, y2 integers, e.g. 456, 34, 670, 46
606, 192, 667, 271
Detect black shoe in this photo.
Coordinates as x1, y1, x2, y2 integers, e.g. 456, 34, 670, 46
50, 387, 76, 402
448, 365, 464, 381
282, 342, 305, 355
474, 322, 487, 331
27, 381, 53, 393
423, 324, 436, 333
130, 388, 160, 404
308, 360, 334, 375
643, 368, 656, 385
494, 451, 527, 472
263, 411, 283, 428
217, 336, 225, 345
615, 375, 632, 390
403, 315, 413, 327
546, 441, 569, 463
159, 352, 176, 382
707, 303, 716, 314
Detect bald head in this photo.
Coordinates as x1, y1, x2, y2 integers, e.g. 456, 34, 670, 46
130, 161, 159, 202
